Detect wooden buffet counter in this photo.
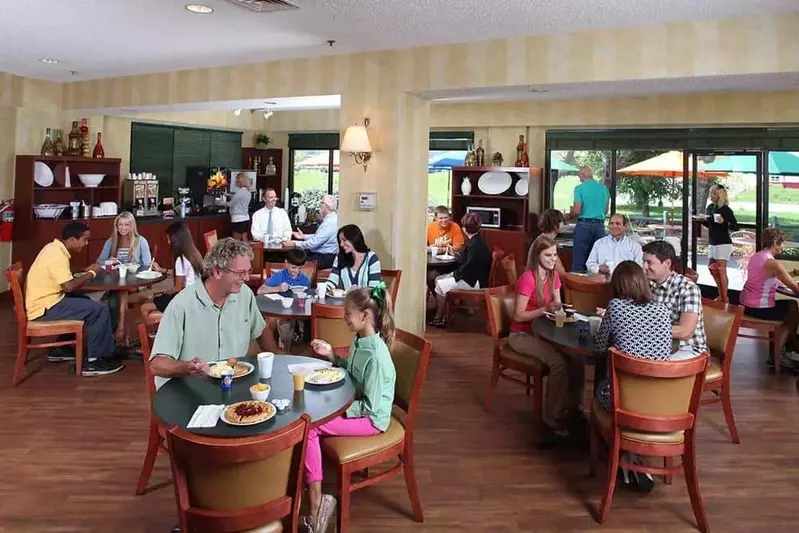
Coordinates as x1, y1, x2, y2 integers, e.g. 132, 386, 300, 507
12, 214, 230, 271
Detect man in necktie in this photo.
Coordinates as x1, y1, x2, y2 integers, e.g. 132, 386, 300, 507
251, 188, 293, 262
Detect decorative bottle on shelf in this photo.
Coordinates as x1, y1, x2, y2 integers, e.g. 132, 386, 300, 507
40, 128, 54, 156
80, 118, 90, 157
475, 139, 485, 166
53, 130, 65, 156
67, 120, 81, 156
265, 156, 276, 175
461, 177, 472, 196
464, 143, 476, 166
92, 132, 105, 158
515, 134, 529, 167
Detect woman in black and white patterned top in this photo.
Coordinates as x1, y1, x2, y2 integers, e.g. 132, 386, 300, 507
595, 260, 673, 411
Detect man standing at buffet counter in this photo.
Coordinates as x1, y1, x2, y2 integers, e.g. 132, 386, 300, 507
569, 166, 609, 272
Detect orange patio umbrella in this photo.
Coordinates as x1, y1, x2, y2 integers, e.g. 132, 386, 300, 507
617, 150, 716, 178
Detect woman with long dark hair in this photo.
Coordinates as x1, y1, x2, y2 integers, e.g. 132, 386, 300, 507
326, 224, 382, 290
141, 222, 204, 314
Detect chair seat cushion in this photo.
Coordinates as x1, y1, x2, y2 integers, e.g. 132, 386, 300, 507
242, 521, 282, 533
592, 397, 684, 445
704, 359, 723, 382
321, 416, 405, 463
499, 340, 549, 374
28, 319, 84, 330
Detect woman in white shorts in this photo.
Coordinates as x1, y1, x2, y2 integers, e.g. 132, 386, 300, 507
702, 184, 738, 302
431, 212, 493, 327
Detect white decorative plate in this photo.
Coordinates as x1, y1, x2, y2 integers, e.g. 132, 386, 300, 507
477, 172, 512, 195
515, 176, 529, 197
34, 161, 54, 187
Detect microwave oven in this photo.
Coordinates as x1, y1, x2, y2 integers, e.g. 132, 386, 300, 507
466, 206, 501, 228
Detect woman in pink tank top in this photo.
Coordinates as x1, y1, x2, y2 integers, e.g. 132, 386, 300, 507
741, 227, 799, 363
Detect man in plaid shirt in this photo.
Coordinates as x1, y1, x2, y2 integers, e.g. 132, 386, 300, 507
642, 241, 708, 357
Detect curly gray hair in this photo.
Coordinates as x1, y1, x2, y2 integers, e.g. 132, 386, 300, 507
202, 237, 253, 277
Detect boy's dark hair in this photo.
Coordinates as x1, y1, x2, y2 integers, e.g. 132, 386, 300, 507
286, 248, 307, 266
642, 240, 676, 265
62, 222, 89, 241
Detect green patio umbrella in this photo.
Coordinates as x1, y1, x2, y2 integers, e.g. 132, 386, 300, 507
550, 158, 579, 172
703, 152, 799, 175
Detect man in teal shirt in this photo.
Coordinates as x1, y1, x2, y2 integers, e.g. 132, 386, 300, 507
570, 166, 610, 271
150, 238, 277, 385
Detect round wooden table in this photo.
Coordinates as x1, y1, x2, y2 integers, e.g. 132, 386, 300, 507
427, 255, 457, 268
256, 293, 346, 319
152, 355, 356, 437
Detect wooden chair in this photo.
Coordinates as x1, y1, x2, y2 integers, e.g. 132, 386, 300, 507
446, 248, 504, 328
483, 285, 548, 432
310, 303, 352, 357
562, 273, 611, 314
380, 268, 402, 304
500, 254, 518, 285
203, 229, 218, 253
135, 318, 169, 495
167, 414, 311, 533
738, 316, 782, 373
701, 298, 744, 444
589, 348, 710, 532
266, 261, 318, 285
247, 241, 265, 289
321, 329, 431, 533
316, 268, 332, 285
6, 262, 85, 385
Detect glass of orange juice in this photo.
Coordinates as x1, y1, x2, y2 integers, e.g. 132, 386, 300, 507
292, 372, 305, 391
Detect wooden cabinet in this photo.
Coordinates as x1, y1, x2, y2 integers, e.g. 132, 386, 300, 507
241, 147, 283, 192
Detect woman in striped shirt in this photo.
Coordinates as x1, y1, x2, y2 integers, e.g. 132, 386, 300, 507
326, 224, 382, 291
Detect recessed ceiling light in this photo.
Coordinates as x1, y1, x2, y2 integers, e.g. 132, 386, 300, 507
264, 110, 274, 120
233, 108, 242, 116
185, 4, 214, 14
39, 58, 59, 64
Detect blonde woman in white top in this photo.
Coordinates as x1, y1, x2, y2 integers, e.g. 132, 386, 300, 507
225, 173, 252, 241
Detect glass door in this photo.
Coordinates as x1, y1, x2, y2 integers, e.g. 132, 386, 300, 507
685, 150, 763, 294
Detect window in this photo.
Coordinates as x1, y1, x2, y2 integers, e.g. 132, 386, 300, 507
766, 151, 799, 257
427, 131, 474, 211
288, 133, 339, 216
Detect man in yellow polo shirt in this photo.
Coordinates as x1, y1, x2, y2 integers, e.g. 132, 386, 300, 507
27, 222, 122, 376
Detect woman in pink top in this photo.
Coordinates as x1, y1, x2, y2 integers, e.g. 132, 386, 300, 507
509, 235, 584, 444
741, 227, 799, 362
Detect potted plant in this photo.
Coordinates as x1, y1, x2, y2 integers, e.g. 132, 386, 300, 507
254, 133, 271, 148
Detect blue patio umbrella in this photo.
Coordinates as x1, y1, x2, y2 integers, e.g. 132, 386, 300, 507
428, 150, 468, 168
703, 152, 799, 175
550, 158, 579, 173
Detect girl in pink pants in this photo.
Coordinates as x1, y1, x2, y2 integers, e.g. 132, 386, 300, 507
305, 283, 397, 532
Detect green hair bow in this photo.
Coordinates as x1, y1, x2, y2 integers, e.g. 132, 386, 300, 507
371, 280, 387, 300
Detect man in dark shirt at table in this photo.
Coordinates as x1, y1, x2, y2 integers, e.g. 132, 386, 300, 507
25, 221, 122, 376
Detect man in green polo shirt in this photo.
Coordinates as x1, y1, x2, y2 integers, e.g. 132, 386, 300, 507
150, 238, 277, 382
570, 166, 610, 272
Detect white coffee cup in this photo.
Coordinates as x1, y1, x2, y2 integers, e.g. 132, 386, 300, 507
588, 316, 602, 336
429, 245, 437, 257
714, 213, 723, 224
587, 264, 600, 275
316, 283, 327, 300
118, 264, 128, 279
605, 261, 615, 273
257, 352, 275, 379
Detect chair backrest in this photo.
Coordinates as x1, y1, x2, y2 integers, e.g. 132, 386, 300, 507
390, 329, 432, 433
310, 303, 352, 355
562, 273, 611, 313
137, 322, 158, 400
167, 414, 310, 533
609, 347, 709, 434
266, 261, 318, 285
500, 254, 518, 285
316, 268, 332, 285
701, 298, 743, 371
380, 269, 402, 305
248, 241, 265, 285
5, 262, 27, 329
488, 248, 505, 287
484, 285, 516, 341
672, 262, 700, 283
203, 230, 218, 253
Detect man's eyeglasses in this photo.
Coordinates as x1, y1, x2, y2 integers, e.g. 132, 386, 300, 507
224, 268, 253, 279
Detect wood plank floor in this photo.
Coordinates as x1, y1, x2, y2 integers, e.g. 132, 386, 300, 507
1, 304, 798, 533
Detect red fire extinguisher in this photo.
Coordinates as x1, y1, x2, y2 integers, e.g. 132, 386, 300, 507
0, 201, 15, 242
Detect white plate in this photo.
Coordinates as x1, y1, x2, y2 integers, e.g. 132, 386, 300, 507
34, 162, 54, 187
436, 254, 456, 261
306, 367, 346, 385
477, 171, 512, 195
515, 176, 529, 197
136, 270, 162, 280
207, 361, 255, 379
220, 401, 276, 426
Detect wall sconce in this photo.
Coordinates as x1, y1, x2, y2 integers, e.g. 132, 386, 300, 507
341, 118, 372, 171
